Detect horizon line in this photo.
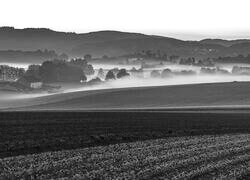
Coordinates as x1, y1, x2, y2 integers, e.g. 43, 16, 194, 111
1, 26, 250, 41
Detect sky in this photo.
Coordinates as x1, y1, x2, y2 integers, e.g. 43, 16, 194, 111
1, 0, 250, 40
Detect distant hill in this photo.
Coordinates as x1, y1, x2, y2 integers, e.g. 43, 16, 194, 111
1, 27, 250, 62
200, 39, 250, 47
0, 49, 67, 64
72, 36, 223, 56
0, 27, 147, 55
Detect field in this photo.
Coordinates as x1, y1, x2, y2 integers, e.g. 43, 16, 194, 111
1, 134, 250, 179
1, 82, 250, 179
0, 111, 250, 159
3, 82, 250, 110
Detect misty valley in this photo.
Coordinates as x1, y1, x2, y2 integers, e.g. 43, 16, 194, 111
1, 27, 250, 179
1, 54, 250, 106
2, 28, 250, 108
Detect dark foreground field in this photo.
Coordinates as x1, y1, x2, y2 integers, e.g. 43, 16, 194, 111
1, 110, 250, 158
2, 134, 250, 179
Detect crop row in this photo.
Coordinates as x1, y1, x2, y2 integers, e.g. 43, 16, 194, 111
0, 134, 250, 179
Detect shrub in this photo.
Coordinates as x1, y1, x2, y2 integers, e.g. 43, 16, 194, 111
116, 69, 130, 79
105, 70, 116, 81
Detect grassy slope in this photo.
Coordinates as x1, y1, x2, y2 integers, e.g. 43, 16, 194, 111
2, 82, 250, 158
12, 81, 250, 110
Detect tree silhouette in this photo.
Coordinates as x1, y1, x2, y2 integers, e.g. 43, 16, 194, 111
150, 70, 161, 78
116, 69, 129, 79
105, 70, 116, 81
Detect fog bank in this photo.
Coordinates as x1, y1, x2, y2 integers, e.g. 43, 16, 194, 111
64, 74, 250, 94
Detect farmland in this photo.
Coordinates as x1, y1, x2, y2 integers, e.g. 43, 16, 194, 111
3, 82, 250, 111
1, 134, 250, 179
0, 110, 250, 158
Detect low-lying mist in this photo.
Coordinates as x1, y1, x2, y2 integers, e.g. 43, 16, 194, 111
0, 62, 30, 69
2, 62, 250, 104
65, 74, 250, 94
4, 74, 249, 104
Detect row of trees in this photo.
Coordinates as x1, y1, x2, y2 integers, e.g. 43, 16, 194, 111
0, 65, 25, 81
69, 58, 94, 75
104, 69, 130, 81
232, 66, 250, 75
151, 69, 174, 78
78, 68, 131, 86
23, 58, 94, 83
179, 57, 215, 67
150, 68, 196, 78
122, 50, 180, 63
21, 58, 131, 85
215, 54, 250, 64
0, 49, 68, 63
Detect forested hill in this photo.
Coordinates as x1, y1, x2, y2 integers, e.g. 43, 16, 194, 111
1, 27, 250, 59
0, 49, 67, 63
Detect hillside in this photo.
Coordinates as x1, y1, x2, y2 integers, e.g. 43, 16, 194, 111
200, 38, 250, 47
1, 27, 250, 60
71, 37, 223, 57
0, 27, 148, 56
6, 82, 250, 110
0, 49, 67, 63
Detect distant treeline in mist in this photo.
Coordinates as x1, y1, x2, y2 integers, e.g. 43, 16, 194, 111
116, 50, 250, 65
214, 54, 250, 64
23, 58, 94, 83
0, 50, 68, 63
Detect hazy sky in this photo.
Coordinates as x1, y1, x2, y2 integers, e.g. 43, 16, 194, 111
1, 0, 250, 40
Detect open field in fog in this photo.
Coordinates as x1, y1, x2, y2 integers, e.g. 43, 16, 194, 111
5, 81, 250, 110
1, 81, 250, 159
1, 134, 250, 179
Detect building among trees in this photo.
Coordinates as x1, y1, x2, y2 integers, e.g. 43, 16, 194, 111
17, 76, 43, 89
